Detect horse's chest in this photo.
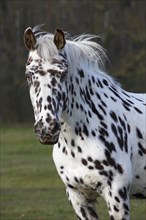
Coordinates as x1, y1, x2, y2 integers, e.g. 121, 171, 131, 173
53, 142, 114, 196
53, 150, 100, 198
53, 138, 106, 175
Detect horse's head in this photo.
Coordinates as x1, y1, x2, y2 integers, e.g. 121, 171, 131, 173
24, 27, 68, 145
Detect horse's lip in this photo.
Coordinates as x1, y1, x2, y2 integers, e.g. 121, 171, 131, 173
39, 135, 59, 145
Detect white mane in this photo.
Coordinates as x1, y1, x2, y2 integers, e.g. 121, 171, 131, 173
33, 27, 107, 73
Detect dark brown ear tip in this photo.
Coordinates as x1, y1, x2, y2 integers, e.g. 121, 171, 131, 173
26, 27, 32, 30
24, 27, 32, 35
56, 28, 63, 33
56, 29, 64, 34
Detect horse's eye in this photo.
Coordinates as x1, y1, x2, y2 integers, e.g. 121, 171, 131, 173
25, 72, 32, 85
26, 61, 31, 66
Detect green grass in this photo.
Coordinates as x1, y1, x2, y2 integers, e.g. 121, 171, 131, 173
1, 126, 146, 220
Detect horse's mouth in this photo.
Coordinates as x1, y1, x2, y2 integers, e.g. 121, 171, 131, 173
39, 135, 59, 145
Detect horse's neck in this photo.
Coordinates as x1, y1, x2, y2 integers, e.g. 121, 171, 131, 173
61, 67, 106, 134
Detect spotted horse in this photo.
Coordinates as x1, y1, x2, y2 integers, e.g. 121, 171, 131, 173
23, 26, 146, 220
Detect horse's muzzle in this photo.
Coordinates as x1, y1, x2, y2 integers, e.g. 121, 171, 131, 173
34, 119, 60, 145
39, 134, 59, 145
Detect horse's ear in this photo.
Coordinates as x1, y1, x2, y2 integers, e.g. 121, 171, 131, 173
54, 29, 66, 49
24, 27, 36, 51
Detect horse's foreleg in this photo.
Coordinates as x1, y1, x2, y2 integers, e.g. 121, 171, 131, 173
66, 187, 99, 220
103, 184, 130, 220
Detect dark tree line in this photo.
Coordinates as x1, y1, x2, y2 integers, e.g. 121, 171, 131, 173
0, 0, 145, 123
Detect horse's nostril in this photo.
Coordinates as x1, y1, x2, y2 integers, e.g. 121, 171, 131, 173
34, 120, 43, 133
34, 124, 38, 133
50, 120, 60, 135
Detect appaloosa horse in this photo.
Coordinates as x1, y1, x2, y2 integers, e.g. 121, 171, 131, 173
24, 26, 146, 220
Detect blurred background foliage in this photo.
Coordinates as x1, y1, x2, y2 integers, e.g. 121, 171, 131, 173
0, 0, 146, 123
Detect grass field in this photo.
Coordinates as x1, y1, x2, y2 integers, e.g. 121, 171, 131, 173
1, 126, 146, 220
